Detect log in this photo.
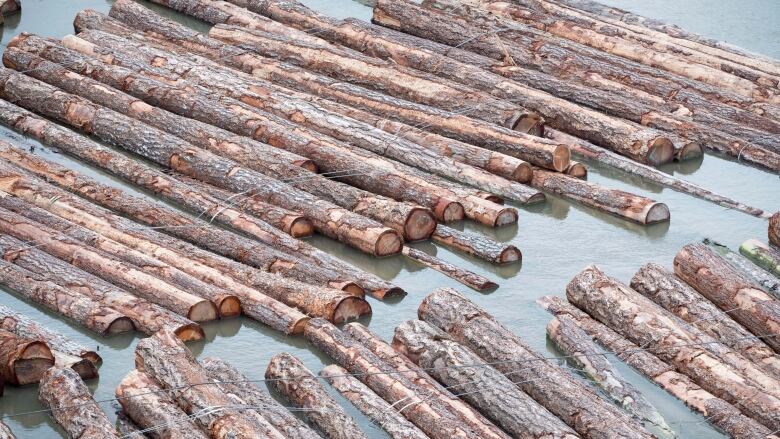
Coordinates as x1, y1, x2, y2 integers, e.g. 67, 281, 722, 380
432, 225, 521, 264
537, 295, 775, 439
771, 212, 780, 247
116, 369, 209, 439
546, 315, 673, 435
115, 411, 145, 439
564, 161, 587, 178
0, 235, 203, 341
740, 239, 780, 277
704, 239, 780, 299
418, 287, 651, 438
393, 319, 579, 438
0, 328, 54, 385
674, 243, 780, 353
631, 262, 780, 380
0, 421, 14, 439
50, 349, 98, 382
530, 168, 669, 224
319, 364, 428, 439
266, 352, 367, 439
201, 357, 320, 439
135, 330, 285, 438
402, 247, 497, 291
0, 0, 18, 16
567, 264, 780, 430
39, 367, 120, 439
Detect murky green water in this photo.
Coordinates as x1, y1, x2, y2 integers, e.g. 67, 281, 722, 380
0, 1, 777, 437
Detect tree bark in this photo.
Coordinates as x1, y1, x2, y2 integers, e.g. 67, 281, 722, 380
740, 239, 780, 277
402, 247, 497, 291
531, 168, 669, 224
266, 352, 367, 439
115, 412, 145, 439
431, 225, 521, 264
704, 239, 780, 299
567, 264, 780, 431
319, 364, 428, 439
0, 329, 54, 386
116, 369, 209, 439
201, 357, 320, 439
770, 212, 780, 247
39, 367, 120, 439
0, 420, 14, 439
135, 331, 285, 439
418, 287, 651, 439
394, 319, 579, 439
674, 243, 780, 353
537, 295, 775, 439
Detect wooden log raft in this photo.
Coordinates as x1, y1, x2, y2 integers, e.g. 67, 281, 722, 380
266, 352, 367, 439
402, 247, 497, 291
394, 319, 579, 438
0, 329, 54, 386
538, 295, 775, 439
319, 364, 428, 439
704, 239, 780, 299
432, 225, 521, 264
771, 212, 780, 247
631, 262, 780, 380
39, 367, 120, 439
135, 330, 286, 439
674, 243, 780, 353
567, 265, 780, 431
116, 369, 209, 439
740, 239, 780, 277
417, 287, 652, 439
201, 357, 320, 439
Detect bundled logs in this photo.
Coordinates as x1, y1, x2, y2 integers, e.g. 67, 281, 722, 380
740, 239, 780, 277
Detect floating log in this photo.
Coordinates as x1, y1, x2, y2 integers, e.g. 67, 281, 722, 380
0, 329, 54, 386
135, 330, 285, 438
0, 420, 14, 439
531, 168, 669, 224
674, 243, 780, 353
568, 264, 780, 431
418, 287, 651, 438
564, 161, 587, 178
116, 369, 209, 439
202, 357, 319, 439
538, 295, 775, 439
740, 239, 780, 277
319, 364, 428, 439
431, 225, 521, 264
0, 0, 19, 16
266, 352, 367, 439
402, 247, 497, 291
39, 367, 119, 439
394, 319, 578, 438
771, 212, 780, 247
631, 262, 780, 380
704, 239, 780, 299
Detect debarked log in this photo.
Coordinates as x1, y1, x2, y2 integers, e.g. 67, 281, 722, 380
402, 247, 497, 291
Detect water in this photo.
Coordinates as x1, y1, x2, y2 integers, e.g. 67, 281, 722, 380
0, 0, 778, 438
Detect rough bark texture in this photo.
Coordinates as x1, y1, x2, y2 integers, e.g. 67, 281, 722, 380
431, 225, 521, 264
135, 331, 285, 439
39, 367, 119, 439
201, 357, 320, 439
394, 319, 578, 439
0, 420, 14, 439
402, 247, 497, 291
319, 364, 428, 439
418, 287, 651, 439
0, 328, 54, 385
770, 212, 780, 247
115, 412, 144, 439
740, 239, 780, 277
631, 262, 780, 380
705, 239, 780, 299
674, 243, 780, 353
537, 295, 775, 439
266, 352, 367, 439
567, 265, 780, 431
116, 369, 209, 439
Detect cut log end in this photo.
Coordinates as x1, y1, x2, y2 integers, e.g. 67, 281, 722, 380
525, 191, 547, 205
647, 137, 675, 166
332, 281, 365, 297
370, 286, 406, 300
434, 199, 465, 222
15, 358, 54, 385
173, 323, 206, 342
552, 145, 572, 172
81, 352, 102, 365
186, 300, 219, 322
494, 207, 519, 226
217, 296, 242, 318
290, 316, 311, 335
375, 230, 404, 257
106, 316, 135, 335
499, 246, 522, 264
514, 113, 545, 136
642, 202, 671, 224
287, 217, 314, 238
294, 159, 319, 172
514, 163, 534, 183
405, 207, 437, 242
480, 193, 504, 204
70, 358, 99, 381
565, 162, 588, 179
332, 296, 372, 324
676, 142, 704, 161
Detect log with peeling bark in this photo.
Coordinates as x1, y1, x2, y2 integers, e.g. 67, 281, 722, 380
201, 357, 319, 439
674, 243, 780, 353
0, 328, 54, 385
136, 331, 286, 439
394, 319, 579, 439
0, 235, 203, 341
537, 295, 775, 439
432, 225, 521, 264
418, 287, 652, 438
531, 168, 669, 224
740, 239, 780, 277
116, 369, 209, 439
39, 367, 119, 439
567, 264, 780, 431
402, 247, 497, 291
266, 353, 367, 439
704, 239, 780, 299
771, 212, 780, 247
0, 420, 13, 439
319, 364, 428, 439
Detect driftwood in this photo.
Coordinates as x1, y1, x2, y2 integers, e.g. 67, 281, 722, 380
538, 295, 775, 439
0, 329, 53, 385
402, 247, 497, 291
116, 369, 209, 439
771, 212, 780, 247
418, 287, 651, 438
39, 367, 119, 439
740, 239, 780, 277
432, 225, 521, 264
319, 364, 428, 439
704, 239, 780, 299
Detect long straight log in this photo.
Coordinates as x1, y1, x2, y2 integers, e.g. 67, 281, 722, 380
39, 367, 119, 439
432, 225, 521, 264
770, 212, 780, 247
266, 352, 367, 439
319, 364, 428, 439
740, 239, 780, 277
567, 265, 780, 430
705, 239, 780, 299
394, 319, 579, 439
402, 247, 497, 291
538, 295, 775, 439
0, 329, 54, 385
674, 243, 780, 353
201, 357, 320, 439
418, 287, 652, 438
